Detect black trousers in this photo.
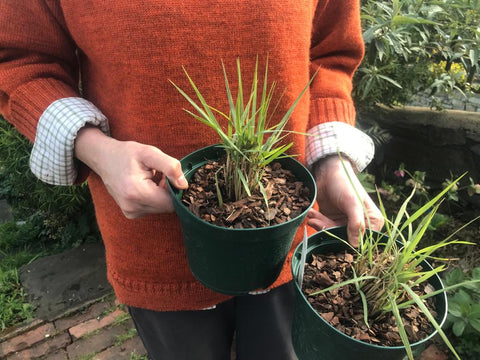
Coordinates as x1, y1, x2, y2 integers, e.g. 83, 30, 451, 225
128, 281, 297, 360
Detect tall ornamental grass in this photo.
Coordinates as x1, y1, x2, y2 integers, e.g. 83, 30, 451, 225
171, 58, 315, 204
310, 172, 480, 360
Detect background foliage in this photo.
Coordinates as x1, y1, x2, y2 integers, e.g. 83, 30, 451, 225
354, 0, 480, 109
0, 117, 99, 248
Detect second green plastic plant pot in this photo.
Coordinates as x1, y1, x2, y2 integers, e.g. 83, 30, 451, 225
168, 144, 317, 295
291, 226, 448, 360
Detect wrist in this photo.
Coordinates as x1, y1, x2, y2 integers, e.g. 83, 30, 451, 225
312, 155, 355, 179
74, 125, 115, 174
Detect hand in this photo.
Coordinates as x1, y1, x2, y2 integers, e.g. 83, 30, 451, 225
74, 127, 188, 218
307, 156, 384, 246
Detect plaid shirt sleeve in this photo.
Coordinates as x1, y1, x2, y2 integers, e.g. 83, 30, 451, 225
29, 97, 109, 185
305, 122, 374, 172
30, 99, 373, 186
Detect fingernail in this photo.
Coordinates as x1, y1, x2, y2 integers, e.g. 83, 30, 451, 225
177, 174, 188, 187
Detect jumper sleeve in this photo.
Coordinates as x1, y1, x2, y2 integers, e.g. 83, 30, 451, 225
306, 0, 374, 171
0, 1, 80, 141
309, 0, 364, 126
0, 1, 108, 185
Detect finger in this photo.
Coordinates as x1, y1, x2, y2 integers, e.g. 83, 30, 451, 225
307, 209, 345, 231
364, 195, 385, 231
122, 183, 175, 218
142, 148, 188, 189
343, 201, 365, 247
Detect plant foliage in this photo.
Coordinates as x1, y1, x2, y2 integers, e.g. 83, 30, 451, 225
309, 172, 480, 360
171, 58, 314, 203
443, 267, 480, 359
356, 0, 480, 108
0, 116, 100, 248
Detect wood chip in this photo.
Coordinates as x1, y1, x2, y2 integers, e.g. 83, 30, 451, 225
264, 208, 277, 221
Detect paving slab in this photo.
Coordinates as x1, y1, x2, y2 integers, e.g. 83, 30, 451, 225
19, 242, 113, 321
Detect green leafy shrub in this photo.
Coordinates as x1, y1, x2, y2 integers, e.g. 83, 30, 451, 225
355, 0, 480, 109
444, 267, 480, 359
0, 115, 100, 249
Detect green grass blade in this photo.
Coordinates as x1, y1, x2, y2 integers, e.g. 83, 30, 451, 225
170, 80, 214, 125
250, 57, 259, 137
399, 173, 467, 232
236, 168, 251, 197
276, 68, 319, 130
352, 266, 371, 328
179, 68, 221, 126
236, 58, 245, 129
309, 275, 378, 297
398, 205, 439, 269
258, 181, 269, 214
390, 296, 413, 360
376, 187, 392, 235
401, 283, 461, 360
214, 167, 224, 207
441, 215, 480, 244
392, 186, 416, 235
182, 110, 238, 152
221, 61, 238, 130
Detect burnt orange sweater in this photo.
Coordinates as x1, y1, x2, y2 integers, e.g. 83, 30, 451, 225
0, 0, 364, 310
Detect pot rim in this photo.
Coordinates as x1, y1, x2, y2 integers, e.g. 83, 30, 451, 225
167, 144, 317, 232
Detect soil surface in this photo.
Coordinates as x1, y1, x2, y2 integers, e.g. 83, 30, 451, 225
426, 209, 480, 271
182, 159, 311, 228
302, 250, 437, 347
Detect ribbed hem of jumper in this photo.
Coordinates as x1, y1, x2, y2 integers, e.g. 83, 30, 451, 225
108, 263, 294, 311
30, 97, 110, 185
310, 97, 357, 127
108, 270, 232, 312
9, 78, 79, 142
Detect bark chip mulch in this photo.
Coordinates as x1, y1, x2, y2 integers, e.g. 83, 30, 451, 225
182, 158, 311, 228
302, 250, 438, 347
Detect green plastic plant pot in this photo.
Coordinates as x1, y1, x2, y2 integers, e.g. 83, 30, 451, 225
168, 144, 316, 295
291, 226, 448, 360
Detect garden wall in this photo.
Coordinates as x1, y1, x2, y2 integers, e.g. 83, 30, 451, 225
409, 90, 480, 113
358, 105, 480, 206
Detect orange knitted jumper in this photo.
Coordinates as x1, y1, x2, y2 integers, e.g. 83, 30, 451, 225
0, 0, 364, 311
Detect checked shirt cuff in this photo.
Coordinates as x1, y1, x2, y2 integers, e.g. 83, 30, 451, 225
30, 97, 109, 185
305, 122, 374, 172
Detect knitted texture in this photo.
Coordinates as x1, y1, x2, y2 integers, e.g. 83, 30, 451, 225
0, 0, 364, 311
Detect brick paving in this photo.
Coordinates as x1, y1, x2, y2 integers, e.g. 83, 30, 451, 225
0, 294, 148, 360
0, 293, 448, 360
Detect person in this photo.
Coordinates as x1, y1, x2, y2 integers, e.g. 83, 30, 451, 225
0, 1, 384, 359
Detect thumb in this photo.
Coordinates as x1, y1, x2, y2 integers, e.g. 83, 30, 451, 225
143, 148, 188, 189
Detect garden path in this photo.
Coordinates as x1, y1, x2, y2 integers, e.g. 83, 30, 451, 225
0, 241, 147, 359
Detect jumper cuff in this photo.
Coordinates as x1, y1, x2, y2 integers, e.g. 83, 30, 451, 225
305, 122, 374, 172
30, 97, 110, 185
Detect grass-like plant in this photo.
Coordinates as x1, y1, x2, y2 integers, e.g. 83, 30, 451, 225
170, 58, 314, 205
308, 172, 480, 360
